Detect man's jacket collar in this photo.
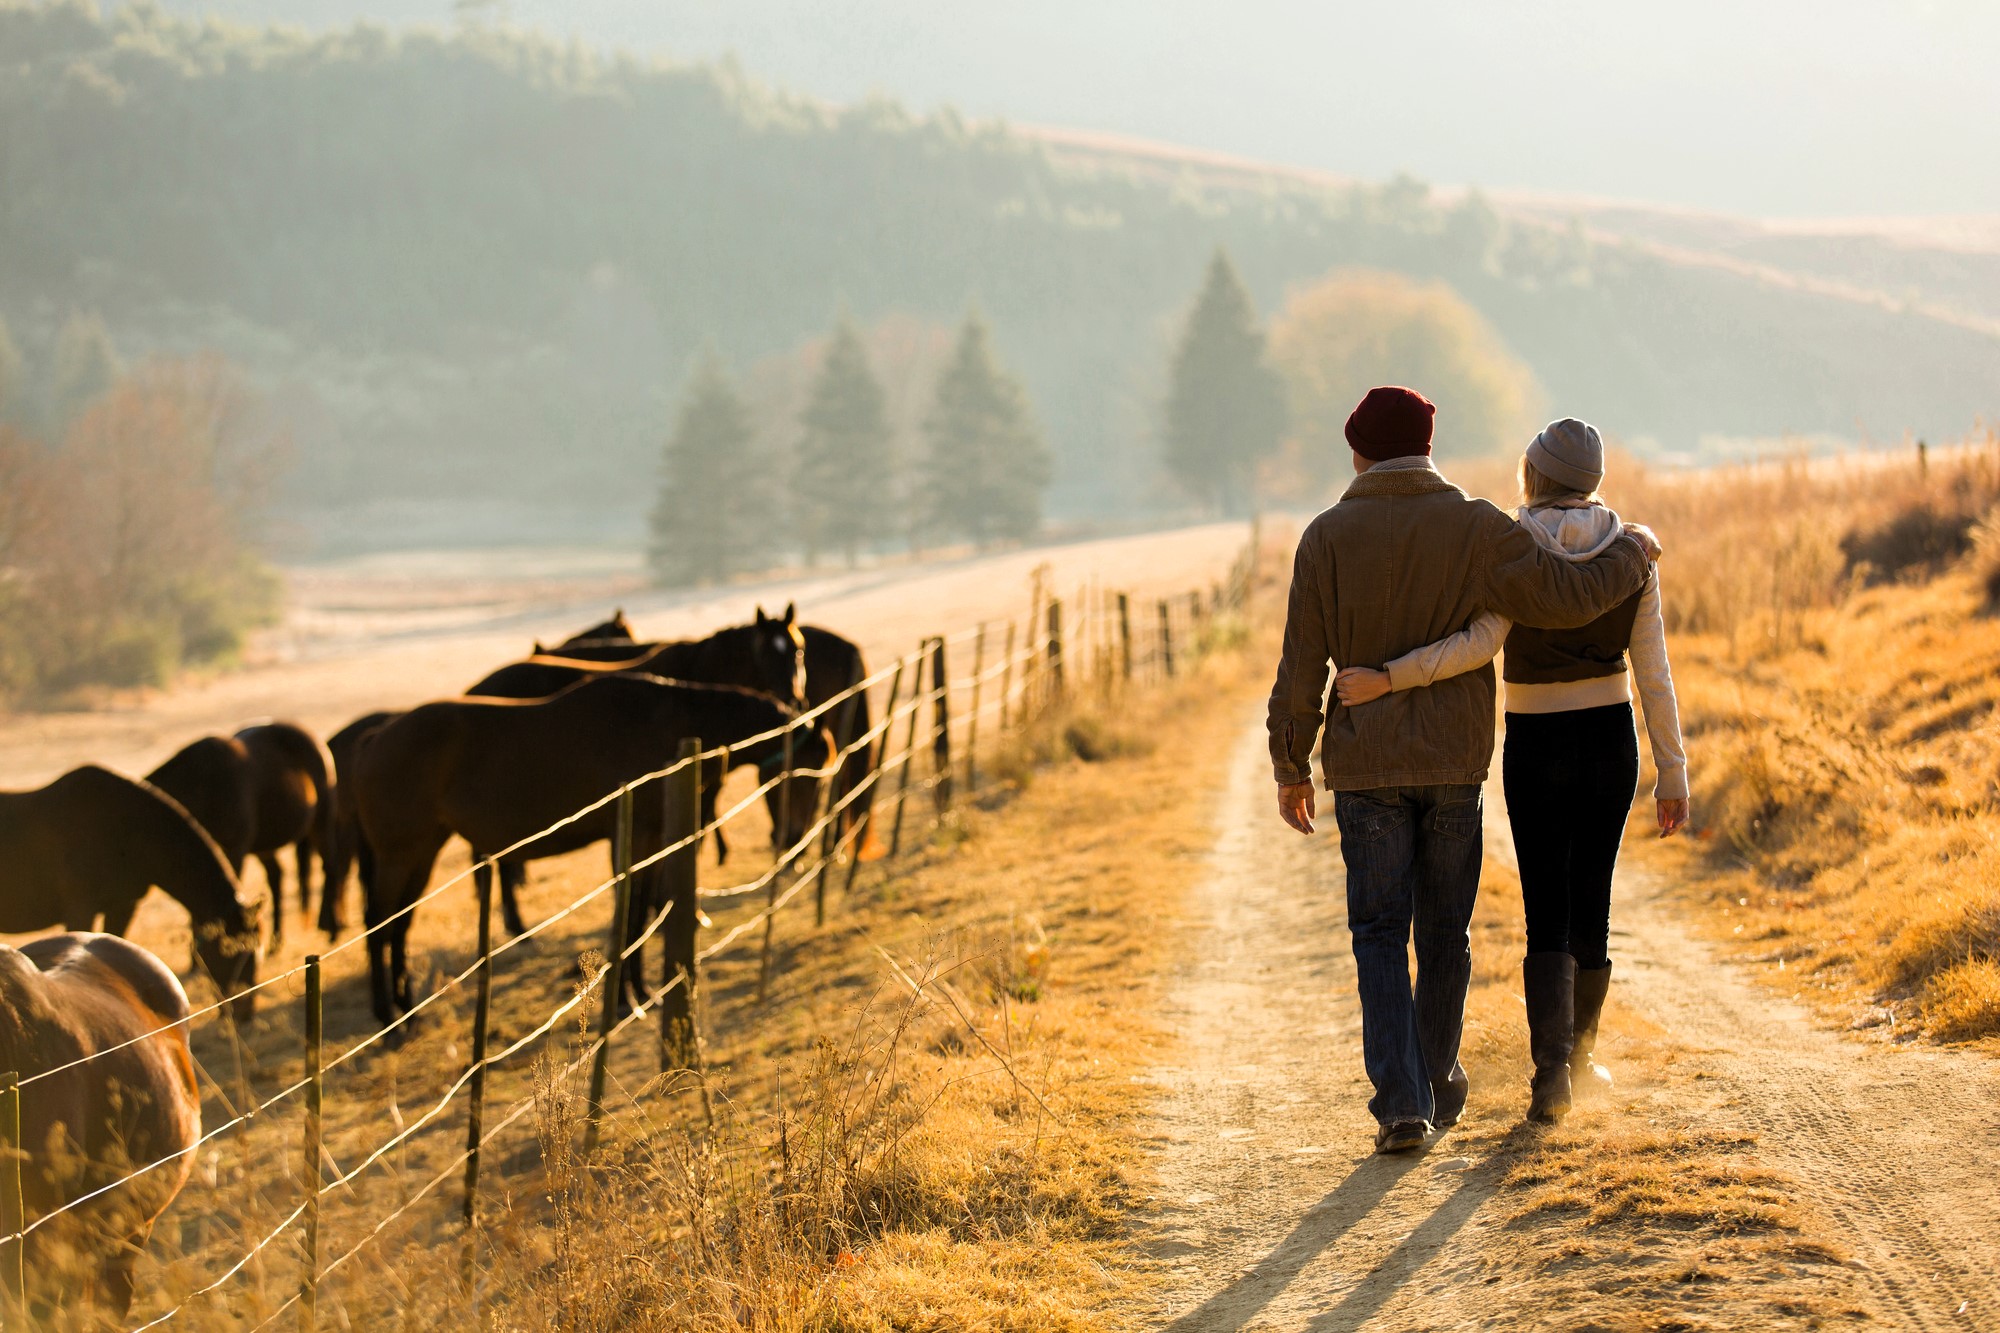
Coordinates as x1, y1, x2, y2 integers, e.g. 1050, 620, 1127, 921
1340, 466, 1466, 501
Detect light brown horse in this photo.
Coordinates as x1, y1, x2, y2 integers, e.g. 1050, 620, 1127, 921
0, 933, 201, 1316
146, 721, 333, 946
0, 766, 261, 1016
351, 675, 826, 1032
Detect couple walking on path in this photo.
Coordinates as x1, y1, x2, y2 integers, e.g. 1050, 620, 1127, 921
1267, 385, 1688, 1153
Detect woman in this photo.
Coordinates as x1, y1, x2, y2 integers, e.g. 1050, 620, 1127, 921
1333, 418, 1689, 1124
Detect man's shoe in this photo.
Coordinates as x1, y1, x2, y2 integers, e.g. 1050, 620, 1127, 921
1524, 953, 1577, 1125
1374, 1119, 1430, 1154
1431, 1078, 1467, 1129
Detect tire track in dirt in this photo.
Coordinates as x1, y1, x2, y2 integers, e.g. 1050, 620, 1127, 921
1615, 880, 2000, 1331
1135, 712, 1999, 1330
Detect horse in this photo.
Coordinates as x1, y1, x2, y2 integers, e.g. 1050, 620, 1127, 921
531, 609, 637, 655
470, 610, 809, 860
145, 722, 332, 947
320, 710, 398, 939
0, 933, 201, 1316
350, 675, 826, 1032
794, 624, 880, 859
0, 767, 260, 1017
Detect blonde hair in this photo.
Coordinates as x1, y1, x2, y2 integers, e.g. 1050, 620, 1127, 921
1518, 456, 1602, 509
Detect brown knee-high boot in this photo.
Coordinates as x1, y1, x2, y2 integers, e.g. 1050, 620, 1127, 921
1570, 963, 1613, 1089
1524, 952, 1576, 1124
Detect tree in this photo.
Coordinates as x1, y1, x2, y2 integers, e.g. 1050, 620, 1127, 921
1267, 268, 1544, 498
793, 318, 895, 565
919, 314, 1051, 546
48, 311, 121, 434
648, 352, 768, 586
1162, 248, 1287, 515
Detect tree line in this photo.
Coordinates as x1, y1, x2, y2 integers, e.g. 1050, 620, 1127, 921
5, 3, 1985, 543
649, 312, 1051, 582
647, 247, 1539, 584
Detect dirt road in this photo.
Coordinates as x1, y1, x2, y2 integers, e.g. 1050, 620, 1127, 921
0, 523, 1247, 789
1134, 712, 2000, 1331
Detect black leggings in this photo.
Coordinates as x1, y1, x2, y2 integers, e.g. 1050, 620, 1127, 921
1502, 703, 1640, 970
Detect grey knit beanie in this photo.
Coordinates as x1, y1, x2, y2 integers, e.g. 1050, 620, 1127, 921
1526, 418, 1605, 492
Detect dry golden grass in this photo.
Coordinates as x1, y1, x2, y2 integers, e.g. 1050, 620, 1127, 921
1576, 433, 2000, 1046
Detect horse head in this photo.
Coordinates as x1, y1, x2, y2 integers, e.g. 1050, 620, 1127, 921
752, 603, 808, 707
192, 899, 261, 1022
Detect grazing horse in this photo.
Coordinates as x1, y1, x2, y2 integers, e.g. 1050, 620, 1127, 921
0, 934, 201, 1316
532, 609, 637, 655
350, 676, 825, 1031
146, 722, 332, 946
0, 767, 260, 1016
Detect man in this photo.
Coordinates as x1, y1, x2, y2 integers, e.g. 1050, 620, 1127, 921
1267, 385, 1654, 1154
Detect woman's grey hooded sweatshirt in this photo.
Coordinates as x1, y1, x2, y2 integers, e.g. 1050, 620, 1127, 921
1381, 500, 1689, 801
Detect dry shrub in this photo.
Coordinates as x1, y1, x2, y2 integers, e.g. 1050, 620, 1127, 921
1503, 1126, 1802, 1234
0, 354, 282, 700
1972, 506, 2000, 613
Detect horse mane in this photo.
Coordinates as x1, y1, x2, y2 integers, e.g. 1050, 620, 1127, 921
72, 768, 250, 933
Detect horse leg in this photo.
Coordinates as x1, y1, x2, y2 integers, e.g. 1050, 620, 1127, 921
499, 860, 530, 938
390, 917, 416, 1013
258, 851, 286, 946
619, 861, 655, 1015
294, 836, 316, 925
98, 1239, 141, 1318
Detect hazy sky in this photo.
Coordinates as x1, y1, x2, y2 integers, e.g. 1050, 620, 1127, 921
160, 0, 2000, 218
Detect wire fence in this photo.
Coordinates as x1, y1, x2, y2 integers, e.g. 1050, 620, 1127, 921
0, 540, 1260, 1330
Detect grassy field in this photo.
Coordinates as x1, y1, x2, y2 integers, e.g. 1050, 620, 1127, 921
1603, 436, 2000, 1047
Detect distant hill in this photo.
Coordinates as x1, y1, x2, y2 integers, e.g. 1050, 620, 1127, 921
1, 4, 1994, 551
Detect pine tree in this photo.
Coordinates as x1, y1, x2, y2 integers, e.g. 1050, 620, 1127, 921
48, 310, 121, 434
1162, 249, 1287, 515
919, 314, 1051, 546
648, 352, 767, 586
793, 318, 895, 566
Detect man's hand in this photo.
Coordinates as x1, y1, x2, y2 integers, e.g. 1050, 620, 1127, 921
1277, 781, 1317, 835
1623, 522, 1663, 562
1335, 666, 1392, 706
1657, 798, 1690, 837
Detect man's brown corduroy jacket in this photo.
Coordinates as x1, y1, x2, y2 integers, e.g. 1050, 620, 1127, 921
1267, 462, 1652, 791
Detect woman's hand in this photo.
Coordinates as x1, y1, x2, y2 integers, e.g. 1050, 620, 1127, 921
1657, 798, 1690, 837
1335, 666, 1392, 706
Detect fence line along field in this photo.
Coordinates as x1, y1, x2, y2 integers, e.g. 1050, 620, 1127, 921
0, 530, 1259, 1330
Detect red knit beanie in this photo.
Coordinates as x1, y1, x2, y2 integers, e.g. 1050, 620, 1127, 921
1344, 386, 1436, 461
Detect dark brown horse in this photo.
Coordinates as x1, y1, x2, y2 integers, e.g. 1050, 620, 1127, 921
0, 767, 259, 1015
146, 721, 332, 946
351, 675, 825, 1029
531, 608, 637, 655
0, 933, 201, 1315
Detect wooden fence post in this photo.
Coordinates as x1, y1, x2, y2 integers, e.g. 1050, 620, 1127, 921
888, 650, 926, 858
584, 785, 635, 1156
930, 636, 952, 812
844, 662, 902, 900
300, 954, 324, 1331
1158, 599, 1175, 678
758, 727, 793, 1002
1117, 593, 1132, 683
0, 1071, 20, 1314
964, 624, 986, 794
661, 740, 703, 1071
1046, 599, 1065, 698
461, 857, 495, 1300
998, 622, 1018, 733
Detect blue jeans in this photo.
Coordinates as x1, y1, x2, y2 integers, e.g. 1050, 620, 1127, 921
1333, 784, 1484, 1127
